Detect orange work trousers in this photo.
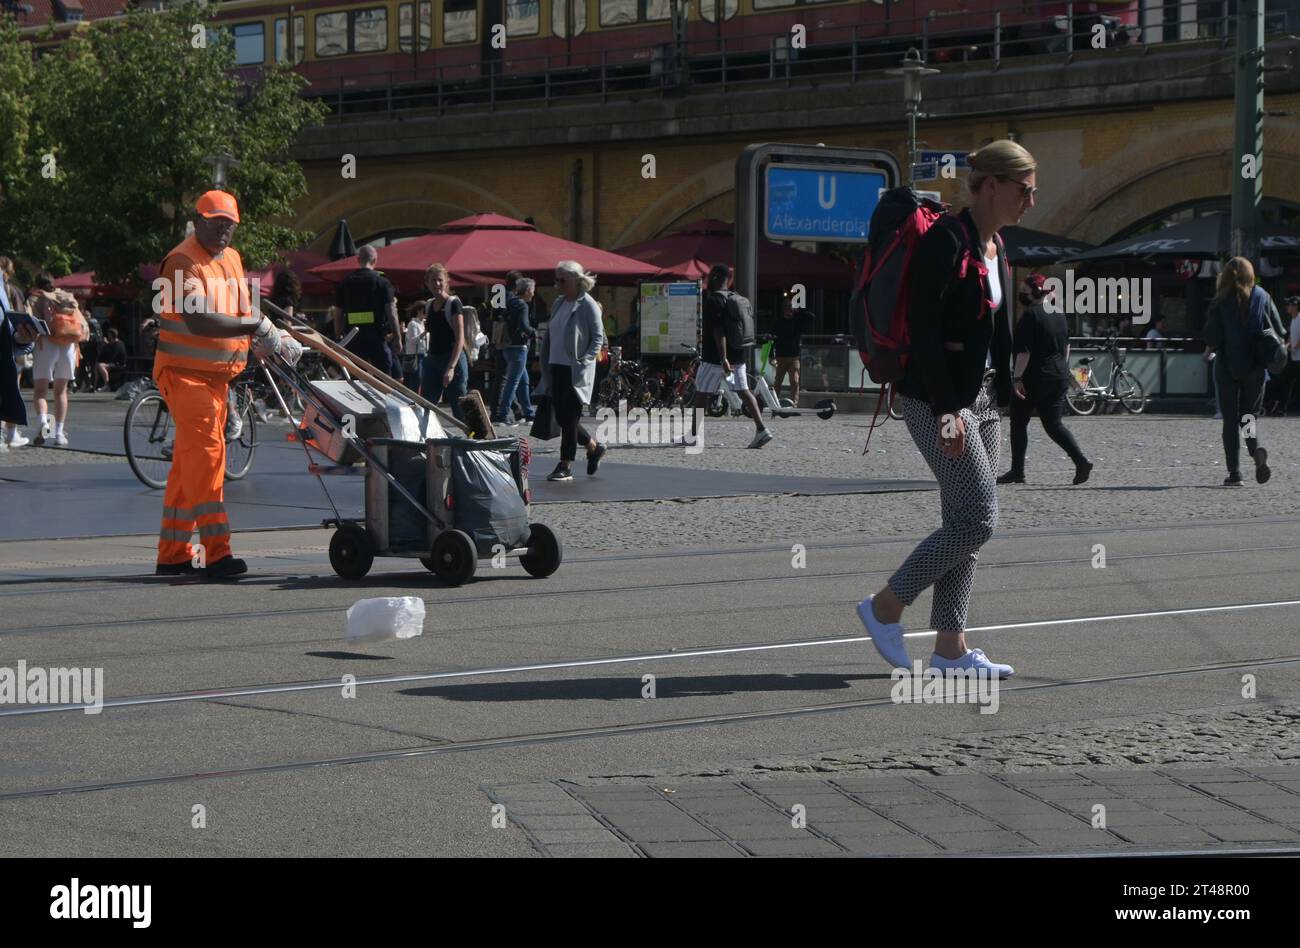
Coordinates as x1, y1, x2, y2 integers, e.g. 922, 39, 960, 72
155, 367, 233, 566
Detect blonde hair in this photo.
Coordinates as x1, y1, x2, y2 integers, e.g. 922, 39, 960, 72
1215, 256, 1255, 314
0, 256, 13, 277
966, 139, 1037, 199
556, 260, 597, 293
425, 262, 449, 284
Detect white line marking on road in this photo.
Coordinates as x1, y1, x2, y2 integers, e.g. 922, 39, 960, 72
5, 599, 1300, 717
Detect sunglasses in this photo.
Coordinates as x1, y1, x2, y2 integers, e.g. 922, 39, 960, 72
998, 176, 1038, 201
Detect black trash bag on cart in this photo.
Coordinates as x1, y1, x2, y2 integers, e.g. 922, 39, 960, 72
388, 445, 429, 552
448, 439, 531, 557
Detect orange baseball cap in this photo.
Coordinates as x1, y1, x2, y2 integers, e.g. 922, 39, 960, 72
196, 190, 240, 223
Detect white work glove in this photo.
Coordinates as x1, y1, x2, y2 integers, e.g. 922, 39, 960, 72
250, 316, 282, 359
278, 332, 303, 367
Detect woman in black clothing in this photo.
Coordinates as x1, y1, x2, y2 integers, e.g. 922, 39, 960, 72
998, 274, 1092, 485
420, 262, 468, 421
1204, 256, 1285, 485
857, 139, 1035, 681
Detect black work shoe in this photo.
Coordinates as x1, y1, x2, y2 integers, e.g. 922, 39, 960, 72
547, 465, 573, 482
1073, 461, 1094, 485
996, 470, 1025, 485
155, 561, 197, 576
202, 556, 248, 581
1253, 447, 1271, 484
1224, 471, 1244, 486
586, 443, 607, 476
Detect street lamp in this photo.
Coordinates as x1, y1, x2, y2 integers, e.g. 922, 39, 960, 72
886, 48, 939, 189
204, 152, 240, 190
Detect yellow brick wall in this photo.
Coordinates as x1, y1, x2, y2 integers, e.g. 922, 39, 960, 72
292, 95, 1300, 328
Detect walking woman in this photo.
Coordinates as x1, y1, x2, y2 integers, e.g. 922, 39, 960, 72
858, 140, 1035, 678
1204, 256, 1285, 485
533, 260, 606, 482
420, 263, 468, 421
998, 274, 1092, 485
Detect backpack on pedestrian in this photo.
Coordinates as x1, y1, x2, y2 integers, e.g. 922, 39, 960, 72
47, 291, 89, 346
851, 187, 999, 453
1247, 288, 1289, 374
715, 290, 756, 352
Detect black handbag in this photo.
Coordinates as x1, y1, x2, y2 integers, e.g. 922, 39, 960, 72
529, 396, 560, 440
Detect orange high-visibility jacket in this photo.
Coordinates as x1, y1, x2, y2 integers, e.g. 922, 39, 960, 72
153, 234, 251, 381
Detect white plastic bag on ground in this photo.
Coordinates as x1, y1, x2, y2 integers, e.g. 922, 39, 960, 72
345, 597, 426, 642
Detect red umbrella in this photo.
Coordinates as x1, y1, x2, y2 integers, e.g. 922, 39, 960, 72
612, 219, 855, 289
246, 249, 333, 297
310, 213, 663, 294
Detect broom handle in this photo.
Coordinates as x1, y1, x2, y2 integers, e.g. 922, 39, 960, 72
259, 299, 470, 433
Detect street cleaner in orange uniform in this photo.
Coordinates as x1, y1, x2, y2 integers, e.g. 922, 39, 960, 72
153, 190, 302, 579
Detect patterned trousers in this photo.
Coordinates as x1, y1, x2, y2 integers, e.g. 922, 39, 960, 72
887, 382, 1000, 632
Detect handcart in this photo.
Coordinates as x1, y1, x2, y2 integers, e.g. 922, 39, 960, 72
255, 301, 562, 586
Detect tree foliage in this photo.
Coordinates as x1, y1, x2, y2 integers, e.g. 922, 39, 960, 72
0, 2, 326, 282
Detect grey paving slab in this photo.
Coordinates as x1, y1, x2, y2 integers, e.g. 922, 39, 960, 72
638, 841, 746, 858
740, 838, 846, 857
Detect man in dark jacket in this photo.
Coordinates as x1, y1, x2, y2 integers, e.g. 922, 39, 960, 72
493, 275, 536, 425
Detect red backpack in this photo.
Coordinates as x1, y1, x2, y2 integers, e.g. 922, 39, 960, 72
851, 188, 998, 453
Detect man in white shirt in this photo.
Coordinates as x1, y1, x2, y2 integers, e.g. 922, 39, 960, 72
1281, 296, 1300, 415
402, 303, 428, 390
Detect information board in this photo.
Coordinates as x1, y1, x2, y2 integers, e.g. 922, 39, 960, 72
639, 282, 700, 355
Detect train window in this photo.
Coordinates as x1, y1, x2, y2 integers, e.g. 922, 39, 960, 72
232, 23, 264, 65
752, 0, 795, 8
506, 0, 539, 36
699, 0, 738, 21
600, 0, 635, 25
551, 0, 588, 37
315, 12, 347, 56
399, 2, 433, 52
444, 0, 478, 44
274, 16, 305, 64
600, 0, 671, 25
352, 8, 388, 53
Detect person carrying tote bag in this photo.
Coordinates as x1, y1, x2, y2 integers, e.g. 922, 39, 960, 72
532, 260, 607, 482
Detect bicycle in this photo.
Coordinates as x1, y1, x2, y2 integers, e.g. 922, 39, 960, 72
1066, 336, 1146, 416
595, 347, 662, 411
666, 344, 702, 408
124, 367, 260, 489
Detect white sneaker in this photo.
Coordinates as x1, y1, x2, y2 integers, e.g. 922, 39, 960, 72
748, 428, 773, 449
6, 431, 30, 448
928, 647, 1014, 679
857, 595, 910, 670
224, 412, 243, 441
52, 432, 69, 447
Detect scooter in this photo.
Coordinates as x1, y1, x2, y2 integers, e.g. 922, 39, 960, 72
708, 339, 836, 420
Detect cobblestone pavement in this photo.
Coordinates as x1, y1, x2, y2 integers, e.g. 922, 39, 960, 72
490, 763, 1300, 856
531, 411, 1300, 554
645, 703, 1300, 778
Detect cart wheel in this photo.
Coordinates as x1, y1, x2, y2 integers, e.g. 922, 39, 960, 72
424, 530, 477, 586
329, 524, 374, 580
520, 523, 562, 579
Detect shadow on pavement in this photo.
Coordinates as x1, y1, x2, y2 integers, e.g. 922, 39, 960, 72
397, 672, 887, 702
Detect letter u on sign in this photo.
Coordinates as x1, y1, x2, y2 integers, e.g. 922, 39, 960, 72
817, 175, 836, 210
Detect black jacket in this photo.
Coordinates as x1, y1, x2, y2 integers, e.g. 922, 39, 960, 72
505, 293, 535, 346
896, 208, 1014, 414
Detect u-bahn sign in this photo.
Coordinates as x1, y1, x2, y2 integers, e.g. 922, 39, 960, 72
763, 164, 889, 243
736, 144, 900, 316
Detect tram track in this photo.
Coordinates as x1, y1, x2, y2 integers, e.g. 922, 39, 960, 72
1, 654, 1296, 802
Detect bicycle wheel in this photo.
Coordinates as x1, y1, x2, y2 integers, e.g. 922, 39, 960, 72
596, 377, 618, 409
637, 376, 662, 409
225, 388, 257, 480
1115, 370, 1146, 414
124, 390, 174, 489
1066, 389, 1097, 416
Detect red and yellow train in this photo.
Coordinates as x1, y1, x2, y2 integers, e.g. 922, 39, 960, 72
200, 1, 1141, 106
